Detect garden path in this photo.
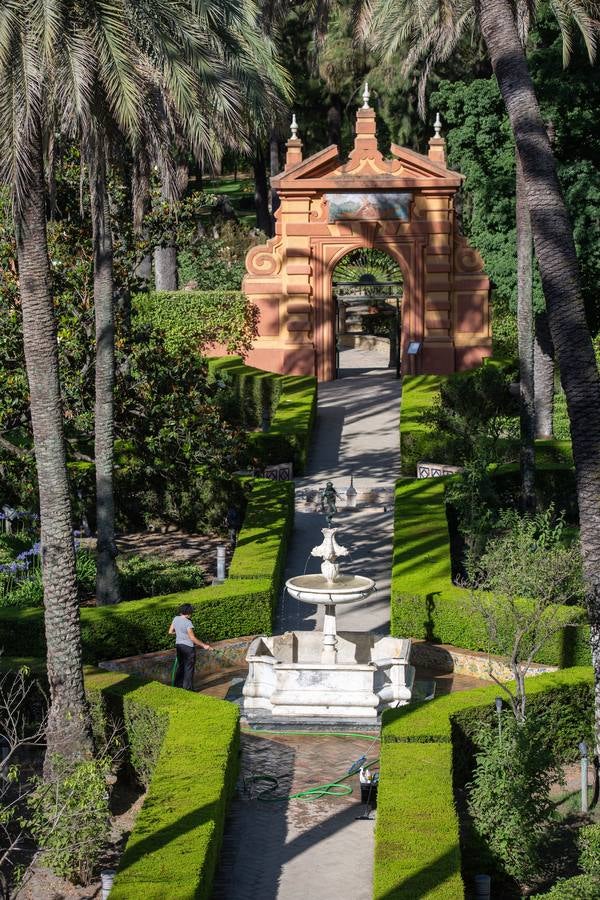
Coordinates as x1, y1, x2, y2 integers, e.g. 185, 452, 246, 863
277, 348, 401, 635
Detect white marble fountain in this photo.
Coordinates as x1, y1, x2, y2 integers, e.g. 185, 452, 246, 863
242, 526, 415, 721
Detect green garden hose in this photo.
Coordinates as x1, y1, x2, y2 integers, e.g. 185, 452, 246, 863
245, 757, 379, 802
241, 729, 380, 802
170, 655, 178, 686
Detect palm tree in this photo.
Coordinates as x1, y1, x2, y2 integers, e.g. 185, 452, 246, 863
368, 0, 600, 752
0, 11, 93, 769
82, 1, 289, 600
0, 0, 288, 764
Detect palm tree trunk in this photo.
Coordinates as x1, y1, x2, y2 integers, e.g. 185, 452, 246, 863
253, 143, 273, 237
478, 0, 600, 755
534, 310, 555, 438
15, 116, 92, 771
154, 157, 188, 291
132, 146, 152, 285
88, 133, 120, 605
516, 157, 535, 513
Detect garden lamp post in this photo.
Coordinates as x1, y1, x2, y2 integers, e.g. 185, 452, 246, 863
579, 741, 589, 814
495, 697, 503, 741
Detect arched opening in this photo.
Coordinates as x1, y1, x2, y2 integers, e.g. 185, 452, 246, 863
331, 248, 403, 377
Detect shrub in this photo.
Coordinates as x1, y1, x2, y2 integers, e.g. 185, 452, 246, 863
534, 875, 600, 898
133, 290, 258, 357
579, 825, 600, 878
117, 555, 204, 601
85, 670, 239, 900
0, 534, 30, 564
27, 758, 111, 885
208, 356, 282, 427
468, 716, 560, 883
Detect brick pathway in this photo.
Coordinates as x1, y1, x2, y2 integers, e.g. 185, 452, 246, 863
212, 731, 380, 900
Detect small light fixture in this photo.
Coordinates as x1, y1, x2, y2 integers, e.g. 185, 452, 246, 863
346, 474, 357, 508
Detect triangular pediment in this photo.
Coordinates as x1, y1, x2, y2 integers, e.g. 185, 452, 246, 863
273, 140, 462, 192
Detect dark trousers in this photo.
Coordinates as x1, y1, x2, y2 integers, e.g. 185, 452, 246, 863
174, 644, 196, 690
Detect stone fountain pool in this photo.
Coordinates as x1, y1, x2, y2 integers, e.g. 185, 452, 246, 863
242, 524, 414, 722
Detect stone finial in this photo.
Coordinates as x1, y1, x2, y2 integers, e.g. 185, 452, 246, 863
428, 111, 446, 165
285, 112, 303, 169
362, 82, 370, 109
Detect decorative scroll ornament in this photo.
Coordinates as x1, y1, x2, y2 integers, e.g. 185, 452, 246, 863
246, 242, 282, 276
455, 237, 483, 274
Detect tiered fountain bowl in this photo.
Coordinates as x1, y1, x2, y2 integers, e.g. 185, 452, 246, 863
242, 526, 415, 723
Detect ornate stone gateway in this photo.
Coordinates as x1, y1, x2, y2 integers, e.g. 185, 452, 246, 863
243, 89, 491, 381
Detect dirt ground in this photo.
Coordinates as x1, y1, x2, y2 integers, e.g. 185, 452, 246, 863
83, 529, 236, 582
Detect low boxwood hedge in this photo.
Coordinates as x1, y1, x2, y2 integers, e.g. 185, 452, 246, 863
0, 479, 293, 663
391, 477, 590, 667
209, 356, 317, 474
376, 667, 594, 899
399, 374, 444, 476
86, 670, 239, 899
374, 742, 463, 899
207, 356, 282, 428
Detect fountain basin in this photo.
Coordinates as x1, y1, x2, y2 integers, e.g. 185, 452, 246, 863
285, 573, 375, 605
243, 632, 415, 721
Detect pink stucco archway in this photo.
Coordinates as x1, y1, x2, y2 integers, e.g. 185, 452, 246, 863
242, 96, 491, 381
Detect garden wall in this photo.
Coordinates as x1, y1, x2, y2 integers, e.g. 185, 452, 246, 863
375, 667, 594, 899
391, 477, 590, 667
0, 478, 294, 663
86, 670, 239, 899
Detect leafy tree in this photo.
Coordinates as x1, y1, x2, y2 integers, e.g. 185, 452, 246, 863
469, 507, 585, 719
468, 715, 561, 885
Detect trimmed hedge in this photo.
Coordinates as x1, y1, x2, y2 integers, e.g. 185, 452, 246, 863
0, 479, 293, 663
208, 356, 317, 474
376, 667, 594, 899
399, 374, 444, 476
207, 356, 282, 428
399, 365, 572, 477
86, 670, 239, 899
249, 374, 317, 475
374, 742, 463, 899
391, 477, 590, 666
134, 290, 257, 357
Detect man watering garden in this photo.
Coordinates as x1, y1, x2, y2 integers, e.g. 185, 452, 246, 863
168, 603, 212, 690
